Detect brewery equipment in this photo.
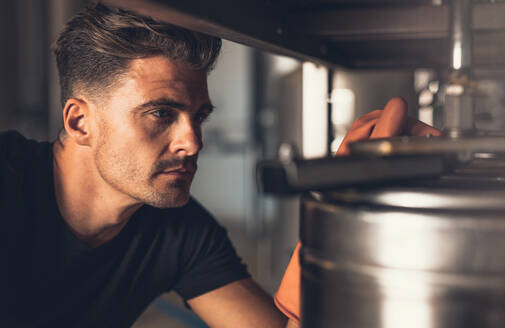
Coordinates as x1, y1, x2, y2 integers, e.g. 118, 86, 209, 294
106, 0, 505, 326
263, 1, 505, 326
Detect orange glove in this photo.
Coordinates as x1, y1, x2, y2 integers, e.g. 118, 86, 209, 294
337, 97, 441, 155
274, 97, 441, 324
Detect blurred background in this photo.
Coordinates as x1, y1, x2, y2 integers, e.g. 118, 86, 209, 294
7, 0, 504, 327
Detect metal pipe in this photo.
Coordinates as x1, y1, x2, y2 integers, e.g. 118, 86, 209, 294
449, 0, 472, 72
444, 0, 474, 138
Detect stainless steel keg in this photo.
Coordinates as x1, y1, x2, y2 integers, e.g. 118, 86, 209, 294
300, 163, 505, 328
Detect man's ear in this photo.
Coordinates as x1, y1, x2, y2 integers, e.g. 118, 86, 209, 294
62, 98, 91, 146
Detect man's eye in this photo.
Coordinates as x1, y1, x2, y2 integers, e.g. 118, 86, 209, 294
195, 112, 210, 124
151, 109, 173, 119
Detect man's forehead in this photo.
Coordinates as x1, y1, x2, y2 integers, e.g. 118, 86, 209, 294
127, 56, 207, 83
114, 56, 211, 104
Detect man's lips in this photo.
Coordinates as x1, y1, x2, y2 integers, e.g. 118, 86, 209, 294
158, 166, 195, 176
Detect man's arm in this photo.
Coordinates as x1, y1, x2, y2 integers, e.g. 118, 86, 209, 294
188, 278, 288, 328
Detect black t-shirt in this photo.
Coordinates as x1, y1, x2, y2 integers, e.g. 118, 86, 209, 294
0, 131, 250, 327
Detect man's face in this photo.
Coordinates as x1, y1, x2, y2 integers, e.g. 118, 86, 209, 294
91, 56, 213, 208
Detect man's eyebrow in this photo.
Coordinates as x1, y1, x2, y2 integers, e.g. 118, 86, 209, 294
133, 98, 215, 113
133, 98, 187, 111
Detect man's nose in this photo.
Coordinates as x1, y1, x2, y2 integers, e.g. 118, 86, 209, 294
170, 117, 202, 156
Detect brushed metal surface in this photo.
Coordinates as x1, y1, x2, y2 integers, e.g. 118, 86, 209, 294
301, 183, 505, 328
349, 135, 505, 156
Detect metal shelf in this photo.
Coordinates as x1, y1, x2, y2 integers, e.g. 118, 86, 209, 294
105, 0, 505, 69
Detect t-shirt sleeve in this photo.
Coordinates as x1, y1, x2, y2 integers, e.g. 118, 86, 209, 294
0, 131, 20, 190
172, 198, 251, 300
0, 131, 31, 210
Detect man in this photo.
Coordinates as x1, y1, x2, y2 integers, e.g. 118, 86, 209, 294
0, 3, 440, 328
1, 3, 286, 327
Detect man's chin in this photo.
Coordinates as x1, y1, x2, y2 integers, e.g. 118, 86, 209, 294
146, 191, 190, 209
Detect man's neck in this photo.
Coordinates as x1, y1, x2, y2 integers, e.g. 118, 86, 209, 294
52, 141, 142, 248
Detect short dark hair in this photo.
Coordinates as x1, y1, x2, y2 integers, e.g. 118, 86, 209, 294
52, 2, 222, 107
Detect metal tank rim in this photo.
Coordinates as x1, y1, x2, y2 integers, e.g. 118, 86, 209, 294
311, 184, 505, 211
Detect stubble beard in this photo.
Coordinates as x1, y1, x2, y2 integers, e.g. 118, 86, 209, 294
94, 138, 193, 209
145, 177, 192, 208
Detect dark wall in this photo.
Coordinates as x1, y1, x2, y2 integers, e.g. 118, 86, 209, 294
0, 0, 90, 141
0, 0, 19, 133
0, 0, 50, 140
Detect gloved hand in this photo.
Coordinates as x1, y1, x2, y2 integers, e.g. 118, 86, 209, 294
274, 97, 442, 325
336, 97, 441, 155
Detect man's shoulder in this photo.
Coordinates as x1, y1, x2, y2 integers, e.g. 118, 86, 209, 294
0, 131, 51, 225
0, 130, 48, 167
0, 130, 30, 151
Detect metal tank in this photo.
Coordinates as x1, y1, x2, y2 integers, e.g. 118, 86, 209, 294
90, 0, 505, 326
300, 165, 505, 327
297, 0, 505, 326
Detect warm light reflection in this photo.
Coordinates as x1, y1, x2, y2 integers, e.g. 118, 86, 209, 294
382, 298, 433, 328
419, 106, 434, 126
371, 212, 440, 269
376, 191, 455, 210
446, 84, 464, 95
330, 88, 355, 126
371, 212, 436, 328
330, 88, 355, 153
453, 41, 462, 70
302, 62, 328, 159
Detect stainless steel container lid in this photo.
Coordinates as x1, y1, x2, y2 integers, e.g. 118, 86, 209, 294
302, 166, 505, 276
317, 156, 505, 210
